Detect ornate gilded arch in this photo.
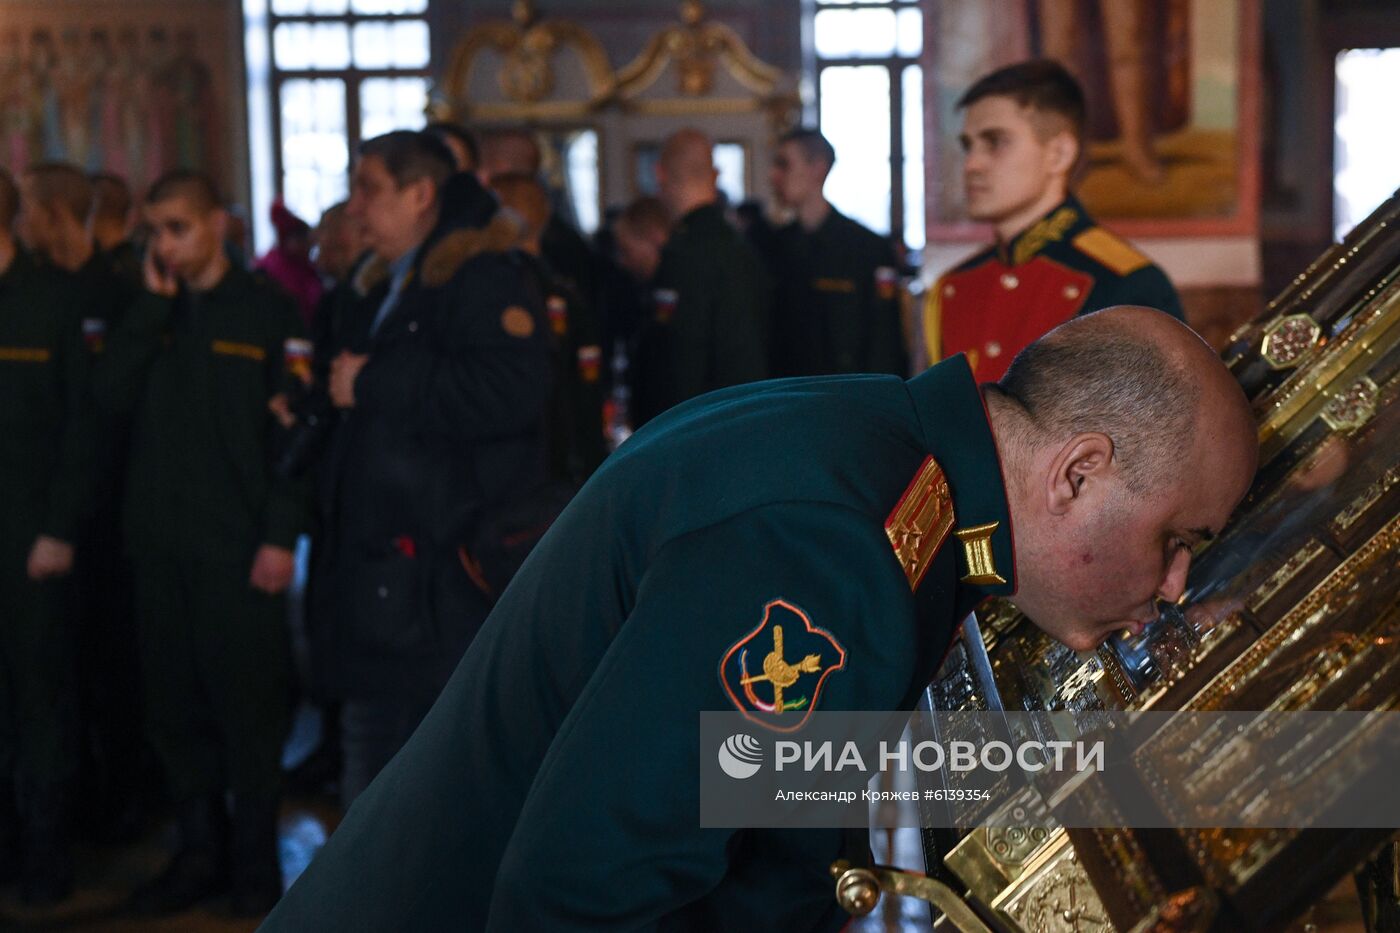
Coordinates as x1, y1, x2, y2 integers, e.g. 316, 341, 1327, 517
614, 0, 785, 103
437, 0, 615, 122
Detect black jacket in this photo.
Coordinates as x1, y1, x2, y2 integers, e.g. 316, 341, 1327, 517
310, 176, 554, 701
95, 266, 309, 560
630, 203, 771, 427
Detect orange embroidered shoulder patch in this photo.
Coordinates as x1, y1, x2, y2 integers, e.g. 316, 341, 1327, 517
1071, 227, 1151, 276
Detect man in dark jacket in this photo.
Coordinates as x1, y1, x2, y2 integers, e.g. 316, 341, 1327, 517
489, 171, 606, 484
19, 163, 146, 845
630, 128, 771, 427
0, 168, 97, 906
766, 129, 909, 377
95, 171, 309, 917
310, 132, 552, 806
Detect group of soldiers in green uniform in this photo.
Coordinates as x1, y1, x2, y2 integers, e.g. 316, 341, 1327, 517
0, 165, 308, 915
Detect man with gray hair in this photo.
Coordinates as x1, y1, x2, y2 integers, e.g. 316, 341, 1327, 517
265, 305, 1256, 930
309, 131, 552, 813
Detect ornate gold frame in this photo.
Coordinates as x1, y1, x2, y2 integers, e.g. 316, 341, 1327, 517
437, 0, 615, 122
436, 0, 798, 127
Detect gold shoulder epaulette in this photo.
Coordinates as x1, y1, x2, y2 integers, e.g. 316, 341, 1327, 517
1071, 227, 1152, 276
885, 456, 956, 591
353, 255, 389, 297
421, 214, 522, 288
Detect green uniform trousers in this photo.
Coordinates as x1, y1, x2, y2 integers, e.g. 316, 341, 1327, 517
133, 549, 291, 801
0, 527, 79, 786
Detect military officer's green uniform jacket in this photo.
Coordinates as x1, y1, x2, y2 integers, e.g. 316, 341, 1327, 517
769, 207, 909, 377
0, 249, 97, 786
263, 355, 1016, 932
94, 267, 309, 800
630, 202, 771, 427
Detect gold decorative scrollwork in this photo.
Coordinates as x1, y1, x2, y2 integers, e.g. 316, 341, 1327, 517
614, 0, 782, 101
439, 0, 615, 120
438, 1, 798, 129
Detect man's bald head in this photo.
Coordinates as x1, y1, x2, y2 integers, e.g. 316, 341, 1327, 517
994, 306, 1250, 491
988, 306, 1258, 651
659, 129, 715, 182
656, 128, 718, 217
480, 130, 542, 183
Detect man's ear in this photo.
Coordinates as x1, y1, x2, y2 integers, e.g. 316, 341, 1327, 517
210, 207, 229, 243
411, 178, 438, 215
1046, 432, 1115, 516
1045, 129, 1078, 178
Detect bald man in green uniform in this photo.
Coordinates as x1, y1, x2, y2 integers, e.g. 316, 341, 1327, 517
263, 307, 1257, 931
630, 128, 771, 427
0, 169, 97, 905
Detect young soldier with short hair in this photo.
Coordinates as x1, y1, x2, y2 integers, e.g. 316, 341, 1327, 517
0, 167, 97, 906
95, 170, 308, 917
925, 60, 1184, 382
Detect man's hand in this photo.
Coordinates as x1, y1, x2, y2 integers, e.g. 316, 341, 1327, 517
329, 351, 369, 409
143, 249, 178, 298
249, 544, 296, 595
268, 393, 297, 429
27, 536, 75, 581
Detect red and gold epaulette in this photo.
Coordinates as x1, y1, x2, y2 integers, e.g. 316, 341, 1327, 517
885, 455, 956, 590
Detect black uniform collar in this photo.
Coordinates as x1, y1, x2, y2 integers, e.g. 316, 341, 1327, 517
806, 205, 849, 241
675, 201, 727, 234
185, 263, 251, 303
904, 355, 1018, 601
996, 194, 1093, 267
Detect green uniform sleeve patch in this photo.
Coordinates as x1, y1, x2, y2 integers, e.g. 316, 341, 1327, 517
719, 598, 847, 733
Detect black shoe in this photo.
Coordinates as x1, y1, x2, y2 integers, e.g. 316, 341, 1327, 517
17, 779, 73, 905
128, 795, 228, 916
228, 794, 282, 918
